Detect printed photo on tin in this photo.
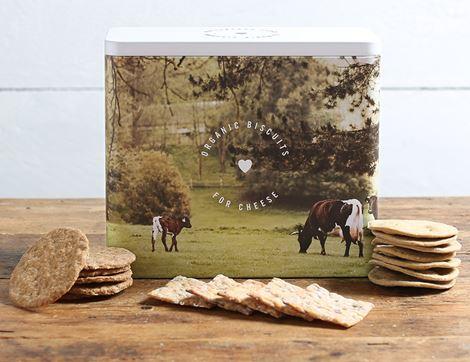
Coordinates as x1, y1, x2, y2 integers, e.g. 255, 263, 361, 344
105, 56, 380, 277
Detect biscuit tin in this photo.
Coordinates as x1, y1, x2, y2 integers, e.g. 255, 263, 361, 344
105, 27, 380, 277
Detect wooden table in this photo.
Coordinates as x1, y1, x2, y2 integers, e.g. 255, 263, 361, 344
1, 198, 469, 361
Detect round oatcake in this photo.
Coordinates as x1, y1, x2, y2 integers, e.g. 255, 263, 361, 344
373, 245, 456, 263
368, 219, 458, 239
75, 269, 133, 284
372, 238, 462, 254
9, 228, 89, 308
83, 246, 136, 270
368, 266, 456, 290
68, 278, 133, 296
372, 252, 461, 270
370, 259, 459, 282
79, 265, 131, 277
372, 230, 457, 248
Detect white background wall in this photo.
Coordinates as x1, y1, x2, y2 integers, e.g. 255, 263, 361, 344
1, 0, 469, 198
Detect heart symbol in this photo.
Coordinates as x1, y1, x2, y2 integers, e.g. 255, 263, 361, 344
238, 159, 253, 173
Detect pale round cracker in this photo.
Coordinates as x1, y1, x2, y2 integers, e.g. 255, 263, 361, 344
368, 219, 458, 239
9, 228, 89, 308
370, 259, 459, 282
373, 245, 456, 262
83, 246, 135, 270
75, 270, 133, 284
368, 266, 456, 290
372, 230, 456, 247
68, 278, 133, 296
372, 238, 462, 254
372, 252, 461, 270
79, 265, 130, 277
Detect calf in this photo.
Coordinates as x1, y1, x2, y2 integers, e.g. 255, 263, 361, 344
291, 199, 363, 257
151, 215, 192, 252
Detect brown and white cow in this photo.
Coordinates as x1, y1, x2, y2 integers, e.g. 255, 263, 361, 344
338, 199, 364, 244
291, 199, 364, 257
151, 216, 192, 252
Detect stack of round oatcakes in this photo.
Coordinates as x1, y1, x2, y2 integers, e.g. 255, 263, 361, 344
367, 220, 461, 289
9, 229, 136, 309
66, 245, 136, 299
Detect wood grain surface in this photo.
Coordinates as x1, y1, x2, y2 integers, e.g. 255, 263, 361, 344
0, 198, 468, 361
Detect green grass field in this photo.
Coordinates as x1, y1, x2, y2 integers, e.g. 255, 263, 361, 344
107, 188, 373, 278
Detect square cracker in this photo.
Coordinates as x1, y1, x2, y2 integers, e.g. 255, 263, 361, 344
249, 280, 314, 321
148, 276, 213, 309
218, 280, 283, 318
251, 278, 374, 327
187, 275, 253, 315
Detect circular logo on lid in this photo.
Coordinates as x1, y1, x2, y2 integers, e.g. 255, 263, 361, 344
203, 27, 279, 40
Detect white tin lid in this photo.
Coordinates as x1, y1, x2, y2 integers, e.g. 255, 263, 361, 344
105, 27, 380, 56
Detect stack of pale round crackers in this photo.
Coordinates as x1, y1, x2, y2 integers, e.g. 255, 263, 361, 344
148, 274, 374, 328
368, 220, 461, 290
9, 228, 135, 308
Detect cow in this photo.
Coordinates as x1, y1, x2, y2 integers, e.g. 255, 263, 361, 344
338, 199, 364, 245
291, 199, 364, 257
151, 215, 192, 252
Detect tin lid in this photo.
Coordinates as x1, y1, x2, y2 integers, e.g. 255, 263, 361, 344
105, 27, 380, 56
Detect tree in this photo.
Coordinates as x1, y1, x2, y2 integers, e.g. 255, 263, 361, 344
189, 57, 325, 172
188, 56, 380, 206
106, 55, 381, 212
118, 150, 191, 224
310, 56, 380, 122
242, 169, 373, 208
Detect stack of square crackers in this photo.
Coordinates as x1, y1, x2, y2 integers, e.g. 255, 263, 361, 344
368, 220, 461, 289
9, 228, 136, 308
148, 275, 374, 328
